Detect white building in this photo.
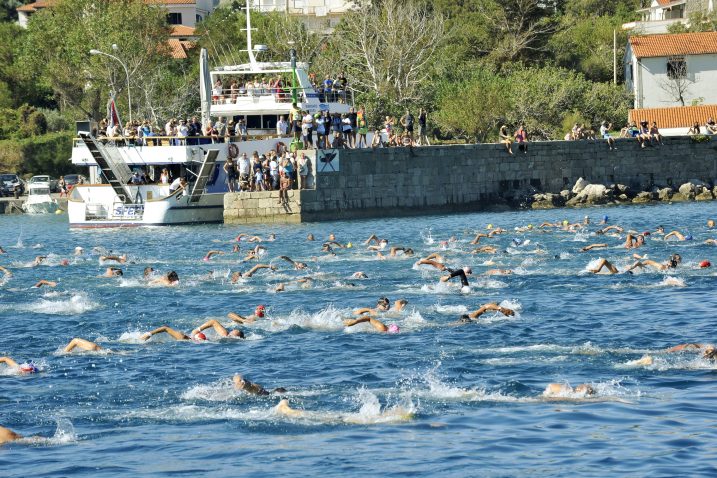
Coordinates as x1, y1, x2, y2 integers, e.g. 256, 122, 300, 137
243, 0, 353, 33
17, 0, 218, 29
625, 31, 717, 109
623, 0, 715, 34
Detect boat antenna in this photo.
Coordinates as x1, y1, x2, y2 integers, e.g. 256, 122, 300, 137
243, 0, 258, 69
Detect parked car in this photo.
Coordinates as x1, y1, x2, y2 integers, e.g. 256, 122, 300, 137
63, 174, 87, 189
0, 173, 25, 197
29, 175, 59, 193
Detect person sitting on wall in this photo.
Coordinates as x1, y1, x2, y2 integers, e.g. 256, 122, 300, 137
514, 124, 528, 154
688, 121, 701, 135
705, 117, 717, 135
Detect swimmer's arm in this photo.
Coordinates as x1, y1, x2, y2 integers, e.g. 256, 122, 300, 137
581, 244, 608, 251
666, 343, 703, 352
205, 250, 224, 259
279, 256, 297, 266
248, 236, 262, 242
244, 264, 276, 277
33, 280, 56, 288
64, 337, 101, 352
325, 241, 344, 248
192, 319, 228, 337
467, 303, 510, 319
0, 266, 11, 276
228, 312, 253, 324
0, 357, 19, 368
353, 307, 374, 316
141, 326, 188, 341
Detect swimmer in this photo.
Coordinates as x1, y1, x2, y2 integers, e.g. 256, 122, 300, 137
470, 233, 488, 244
321, 244, 336, 256
589, 258, 619, 274
143, 267, 155, 278
352, 271, 368, 279
343, 316, 400, 333
324, 240, 346, 249
353, 297, 407, 315
543, 383, 595, 398
328, 233, 336, 241
471, 246, 498, 254
191, 319, 245, 339
0, 266, 12, 277
625, 253, 681, 272
74, 246, 83, 256
484, 269, 512, 275
367, 239, 389, 251
455, 303, 515, 324
33, 279, 57, 288
233, 374, 286, 395
708, 219, 715, 229
666, 343, 717, 359
276, 399, 304, 417
306, 233, 315, 241
141, 325, 194, 342
243, 245, 267, 261
247, 236, 264, 243
705, 239, 717, 245
581, 243, 608, 252
203, 250, 224, 261
102, 267, 123, 277
150, 270, 179, 286
664, 231, 693, 241
598, 225, 624, 234
654, 225, 665, 235
0, 426, 24, 445
227, 305, 266, 324
377, 247, 414, 258
279, 255, 308, 270
417, 252, 445, 267
440, 267, 472, 287
230, 264, 277, 283
100, 254, 127, 264
0, 357, 39, 374
63, 337, 102, 353
232, 244, 240, 253
363, 234, 387, 246
274, 277, 313, 292
33, 256, 46, 266
0, 246, 5, 254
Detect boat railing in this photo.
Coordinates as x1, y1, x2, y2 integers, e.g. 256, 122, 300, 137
73, 134, 290, 149
211, 85, 353, 106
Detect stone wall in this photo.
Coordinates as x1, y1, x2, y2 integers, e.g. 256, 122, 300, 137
224, 136, 717, 224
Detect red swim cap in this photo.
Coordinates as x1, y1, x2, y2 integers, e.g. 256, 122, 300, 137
255, 305, 266, 317
194, 332, 207, 341
700, 260, 711, 268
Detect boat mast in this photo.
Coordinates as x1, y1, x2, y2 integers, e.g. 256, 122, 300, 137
244, 0, 258, 69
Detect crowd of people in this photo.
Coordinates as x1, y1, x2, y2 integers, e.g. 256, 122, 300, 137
223, 149, 310, 197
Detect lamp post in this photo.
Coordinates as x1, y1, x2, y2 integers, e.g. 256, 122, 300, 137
89, 47, 132, 124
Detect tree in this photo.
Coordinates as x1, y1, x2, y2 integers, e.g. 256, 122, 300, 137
659, 58, 695, 106
667, 10, 717, 33
315, 0, 445, 106
21, 0, 173, 121
434, 70, 512, 142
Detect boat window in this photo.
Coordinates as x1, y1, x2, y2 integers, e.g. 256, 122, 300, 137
30, 188, 50, 195
263, 116, 277, 129
246, 115, 261, 129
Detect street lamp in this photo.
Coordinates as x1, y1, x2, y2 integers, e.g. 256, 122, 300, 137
89, 48, 132, 124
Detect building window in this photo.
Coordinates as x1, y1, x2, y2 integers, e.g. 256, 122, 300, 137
167, 12, 182, 25
667, 56, 686, 79
196, 14, 203, 23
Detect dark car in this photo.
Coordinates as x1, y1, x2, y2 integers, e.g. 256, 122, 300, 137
0, 173, 24, 197
63, 174, 87, 189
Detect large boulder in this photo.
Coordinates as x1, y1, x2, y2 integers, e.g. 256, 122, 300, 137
632, 191, 653, 203
572, 177, 590, 194
695, 189, 714, 201
678, 182, 696, 199
658, 187, 673, 201
566, 183, 613, 206
531, 193, 564, 209
560, 189, 572, 201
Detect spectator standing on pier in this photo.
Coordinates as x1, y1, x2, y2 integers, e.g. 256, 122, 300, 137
277, 116, 288, 137
316, 113, 327, 149
417, 108, 429, 146
400, 109, 415, 144
215, 118, 226, 144
224, 158, 237, 192
357, 107, 368, 148
348, 107, 358, 148
302, 111, 314, 148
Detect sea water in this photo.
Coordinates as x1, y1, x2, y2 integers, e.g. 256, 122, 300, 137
1, 202, 717, 476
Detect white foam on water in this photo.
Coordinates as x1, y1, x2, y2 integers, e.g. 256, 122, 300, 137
20, 418, 78, 446
432, 304, 469, 314
656, 276, 686, 287
4, 292, 100, 315
255, 305, 346, 332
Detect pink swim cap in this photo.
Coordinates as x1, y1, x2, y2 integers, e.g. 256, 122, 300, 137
387, 324, 400, 334
700, 260, 711, 268
194, 332, 207, 341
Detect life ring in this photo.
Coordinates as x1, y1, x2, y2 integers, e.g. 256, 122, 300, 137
276, 141, 287, 155
228, 143, 239, 159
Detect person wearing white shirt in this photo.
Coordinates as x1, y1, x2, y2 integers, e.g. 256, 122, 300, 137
276, 116, 288, 137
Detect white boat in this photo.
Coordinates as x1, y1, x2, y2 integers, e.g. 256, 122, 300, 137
23, 184, 59, 214
68, 1, 351, 228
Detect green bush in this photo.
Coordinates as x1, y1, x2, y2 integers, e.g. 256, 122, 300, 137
0, 131, 75, 176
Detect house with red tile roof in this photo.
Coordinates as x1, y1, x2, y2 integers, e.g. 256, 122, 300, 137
622, 0, 714, 34
625, 31, 717, 109
628, 104, 717, 135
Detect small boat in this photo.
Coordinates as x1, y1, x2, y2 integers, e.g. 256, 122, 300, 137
23, 184, 59, 214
